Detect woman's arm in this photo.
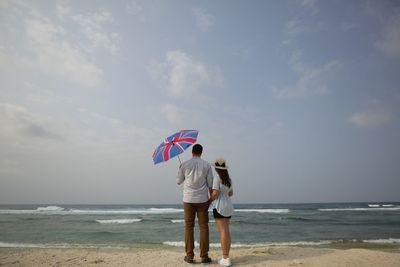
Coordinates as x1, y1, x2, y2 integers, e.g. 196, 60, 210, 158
209, 190, 219, 202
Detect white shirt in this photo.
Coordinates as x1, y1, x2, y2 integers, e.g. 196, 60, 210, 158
211, 175, 234, 217
176, 157, 213, 203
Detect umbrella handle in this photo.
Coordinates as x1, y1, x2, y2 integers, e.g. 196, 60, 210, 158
178, 155, 182, 165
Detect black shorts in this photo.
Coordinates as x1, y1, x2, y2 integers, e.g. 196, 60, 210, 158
213, 209, 231, 219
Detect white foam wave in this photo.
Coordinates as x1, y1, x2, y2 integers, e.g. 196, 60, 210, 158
363, 238, 400, 244
170, 219, 215, 223
0, 209, 39, 214
0, 206, 66, 215
163, 238, 400, 248
0, 207, 184, 215
236, 209, 290, 213
171, 219, 184, 223
96, 219, 142, 224
36, 206, 65, 211
368, 204, 395, 208
163, 240, 332, 248
0, 242, 47, 248
149, 208, 182, 213
319, 207, 400, 211
71, 208, 183, 215
0, 242, 129, 249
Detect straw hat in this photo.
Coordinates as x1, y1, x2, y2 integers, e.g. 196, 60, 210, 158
212, 157, 229, 170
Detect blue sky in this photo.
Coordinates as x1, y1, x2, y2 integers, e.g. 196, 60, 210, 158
0, 0, 399, 204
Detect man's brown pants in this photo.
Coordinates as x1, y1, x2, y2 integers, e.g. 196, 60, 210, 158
183, 201, 209, 259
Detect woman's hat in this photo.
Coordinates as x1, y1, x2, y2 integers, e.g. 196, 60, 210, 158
213, 157, 229, 170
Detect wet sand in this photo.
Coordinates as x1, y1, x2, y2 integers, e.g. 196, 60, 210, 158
1, 246, 400, 266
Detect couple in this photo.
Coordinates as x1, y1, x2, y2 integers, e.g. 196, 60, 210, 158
177, 144, 234, 266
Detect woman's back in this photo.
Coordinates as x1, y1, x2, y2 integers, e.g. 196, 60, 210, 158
212, 178, 234, 217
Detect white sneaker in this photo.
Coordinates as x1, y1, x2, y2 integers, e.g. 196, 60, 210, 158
218, 257, 232, 266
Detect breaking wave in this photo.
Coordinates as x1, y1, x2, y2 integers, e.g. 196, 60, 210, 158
95, 219, 142, 224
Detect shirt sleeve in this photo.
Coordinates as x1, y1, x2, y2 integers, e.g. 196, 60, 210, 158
206, 164, 213, 188
212, 173, 220, 190
176, 165, 185, 185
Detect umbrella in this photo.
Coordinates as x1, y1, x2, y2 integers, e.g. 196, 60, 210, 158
152, 130, 199, 165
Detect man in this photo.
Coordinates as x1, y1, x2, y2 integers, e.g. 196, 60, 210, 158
177, 144, 213, 264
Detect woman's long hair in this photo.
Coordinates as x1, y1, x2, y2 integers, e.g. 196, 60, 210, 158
216, 168, 232, 188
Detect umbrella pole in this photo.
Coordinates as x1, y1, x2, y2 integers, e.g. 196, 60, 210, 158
178, 155, 182, 165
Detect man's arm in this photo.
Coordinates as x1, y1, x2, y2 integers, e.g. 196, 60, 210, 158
176, 165, 185, 185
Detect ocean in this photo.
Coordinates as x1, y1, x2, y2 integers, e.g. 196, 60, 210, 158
1, 203, 400, 249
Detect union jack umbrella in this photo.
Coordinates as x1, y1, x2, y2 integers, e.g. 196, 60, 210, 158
152, 130, 199, 165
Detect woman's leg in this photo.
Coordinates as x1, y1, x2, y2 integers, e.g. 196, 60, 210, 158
215, 218, 225, 257
215, 218, 231, 259
223, 218, 231, 258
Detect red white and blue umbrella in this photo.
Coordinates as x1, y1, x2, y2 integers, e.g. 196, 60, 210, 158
152, 130, 199, 165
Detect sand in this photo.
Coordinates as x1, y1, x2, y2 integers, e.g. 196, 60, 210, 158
1, 246, 400, 266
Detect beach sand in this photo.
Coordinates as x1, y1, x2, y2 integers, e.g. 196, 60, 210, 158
1, 246, 400, 266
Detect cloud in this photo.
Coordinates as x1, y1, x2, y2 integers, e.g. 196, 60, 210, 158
349, 109, 394, 128
285, 16, 326, 36
24, 13, 103, 88
71, 11, 120, 55
161, 104, 184, 125
57, 4, 120, 55
0, 103, 61, 140
151, 50, 223, 98
126, 0, 143, 15
1, 2, 121, 88
286, 18, 309, 35
376, 12, 400, 59
299, 0, 319, 13
273, 60, 340, 98
192, 7, 214, 32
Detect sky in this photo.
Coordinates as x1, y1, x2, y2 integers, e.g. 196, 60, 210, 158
0, 0, 399, 204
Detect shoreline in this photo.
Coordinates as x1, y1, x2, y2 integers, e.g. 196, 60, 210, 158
1, 245, 400, 266
2, 238, 400, 250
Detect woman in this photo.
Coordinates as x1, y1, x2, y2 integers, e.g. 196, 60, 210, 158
209, 158, 234, 266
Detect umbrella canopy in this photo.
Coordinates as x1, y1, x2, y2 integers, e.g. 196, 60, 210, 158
152, 130, 199, 165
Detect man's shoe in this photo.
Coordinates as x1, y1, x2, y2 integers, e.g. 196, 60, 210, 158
184, 256, 194, 264
201, 257, 212, 264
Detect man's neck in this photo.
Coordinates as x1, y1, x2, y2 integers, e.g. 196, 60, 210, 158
192, 154, 201, 158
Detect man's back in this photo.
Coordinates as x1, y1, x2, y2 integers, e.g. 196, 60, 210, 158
177, 157, 213, 203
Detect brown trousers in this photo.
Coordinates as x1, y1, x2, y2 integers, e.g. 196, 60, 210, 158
183, 201, 209, 259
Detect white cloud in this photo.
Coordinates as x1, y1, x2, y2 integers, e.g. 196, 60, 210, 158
300, 0, 318, 13
376, 12, 400, 59
193, 7, 214, 32
0, 3, 121, 89
57, 4, 120, 55
285, 16, 326, 36
71, 12, 120, 55
151, 50, 223, 98
286, 18, 309, 35
0, 102, 155, 165
126, 0, 143, 15
349, 109, 394, 128
273, 60, 340, 98
0, 103, 61, 140
24, 13, 103, 88
161, 104, 184, 125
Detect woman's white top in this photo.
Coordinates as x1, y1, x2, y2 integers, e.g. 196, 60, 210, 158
211, 176, 234, 217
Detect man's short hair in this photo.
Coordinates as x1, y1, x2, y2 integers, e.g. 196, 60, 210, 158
192, 144, 203, 155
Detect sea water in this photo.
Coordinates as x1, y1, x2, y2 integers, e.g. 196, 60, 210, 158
0, 203, 399, 249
